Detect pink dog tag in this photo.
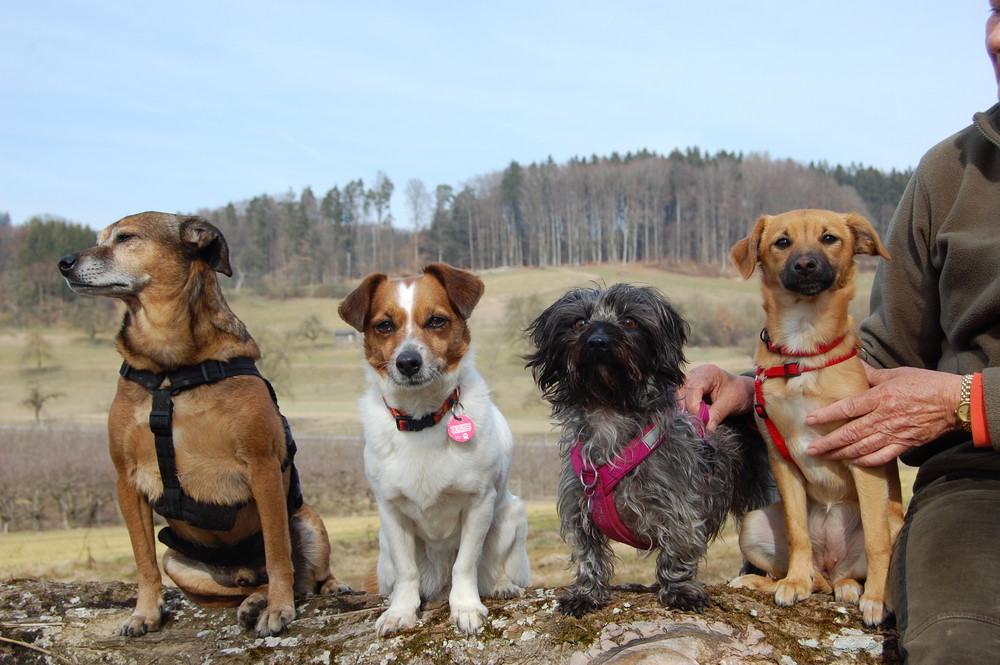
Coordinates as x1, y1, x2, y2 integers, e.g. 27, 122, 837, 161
447, 415, 476, 442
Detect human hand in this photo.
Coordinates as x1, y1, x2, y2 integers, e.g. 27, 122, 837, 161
805, 364, 966, 466
680, 365, 754, 432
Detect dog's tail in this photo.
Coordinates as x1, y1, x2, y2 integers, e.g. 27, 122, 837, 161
725, 418, 778, 521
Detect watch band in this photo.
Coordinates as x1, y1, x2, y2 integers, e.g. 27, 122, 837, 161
956, 373, 974, 433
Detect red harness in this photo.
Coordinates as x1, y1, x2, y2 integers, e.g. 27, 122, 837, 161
753, 330, 858, 464
570, 402, 711, 550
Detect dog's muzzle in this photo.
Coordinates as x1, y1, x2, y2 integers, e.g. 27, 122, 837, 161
781, 253, 835, 295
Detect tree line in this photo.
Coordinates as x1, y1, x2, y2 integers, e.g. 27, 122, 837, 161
0, 148, 912, 320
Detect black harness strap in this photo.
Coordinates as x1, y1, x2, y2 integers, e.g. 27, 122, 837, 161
120, 357, 303, 534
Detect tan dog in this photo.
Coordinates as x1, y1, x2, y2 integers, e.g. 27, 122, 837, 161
58, 212, 347, 637
338, 263, 530, 637
728, 209, 903, 626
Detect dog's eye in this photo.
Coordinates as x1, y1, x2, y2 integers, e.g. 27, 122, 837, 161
821, 234, 839, 245
623, 317, 637, 330
374, 320, 396, 334
115, 233, 136, 244
426, 316, 448, 329
573, 318, 588, 330
774, 237, 791, 249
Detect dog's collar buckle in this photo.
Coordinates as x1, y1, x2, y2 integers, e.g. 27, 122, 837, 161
780, 362, 801, 378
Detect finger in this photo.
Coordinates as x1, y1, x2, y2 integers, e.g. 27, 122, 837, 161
704, 405, 725, 433
853, 443, 905, 467
807, 419, 870, 458
678, 384, 705, 416
864, 364, 889, 386
805, 392, 873, 427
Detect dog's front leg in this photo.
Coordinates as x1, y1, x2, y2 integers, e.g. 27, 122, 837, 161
851, 464, 900, 626
449, 490, 496, 635
374, 504, 422, 637
117, 476, 164, 636
558, 479, 615, 617
240, 457, 296, 637
771, 456, 818, 607
655, 526, 709, 612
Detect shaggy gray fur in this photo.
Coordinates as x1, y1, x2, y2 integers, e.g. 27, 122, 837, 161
525, 283, 773, 616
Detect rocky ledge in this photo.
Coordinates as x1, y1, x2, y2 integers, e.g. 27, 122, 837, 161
0, 579, 899, 664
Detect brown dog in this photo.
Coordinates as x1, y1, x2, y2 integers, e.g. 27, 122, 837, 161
728, 209, 903, 626
58, 212, 347, 637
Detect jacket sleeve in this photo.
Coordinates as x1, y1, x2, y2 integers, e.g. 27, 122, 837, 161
859, 167, 944, 373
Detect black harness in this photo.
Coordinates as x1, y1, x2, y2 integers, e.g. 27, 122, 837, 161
120, 357, 303, 563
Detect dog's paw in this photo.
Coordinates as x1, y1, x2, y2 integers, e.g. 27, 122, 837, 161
859, 593, 890, 627
728, 573, 776, 592
658, 582, 708, 613
237, 593, 269, 629
774, 577, 812, 607
451, 601, 488, 635
558, 591, 608, 618
318, 575, 355, 595
375, 607, 419, 637
119, 609, 163, 637
490, 581, 525, 600
255, 603, 295, 637
833, 578, 863, 605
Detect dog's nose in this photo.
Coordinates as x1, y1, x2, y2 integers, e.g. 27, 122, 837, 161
395, 349, 423, 377
792, 255, 819, 277
586, 332, 611, 353
57, 254, 78, 275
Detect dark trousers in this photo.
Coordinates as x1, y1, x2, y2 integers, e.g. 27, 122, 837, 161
892, 476, 1000, 664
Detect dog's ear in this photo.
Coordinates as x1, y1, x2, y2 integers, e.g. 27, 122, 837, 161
844, 212, 892, 261
423, 263, 484, 319
730, 216, 768, 279
338, 273, 387, 332
181, 217, 232, 277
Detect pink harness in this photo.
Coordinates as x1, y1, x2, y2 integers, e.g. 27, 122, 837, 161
570, 402, 711, 550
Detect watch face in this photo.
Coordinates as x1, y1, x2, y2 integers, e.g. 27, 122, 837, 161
957, 403, 972, 423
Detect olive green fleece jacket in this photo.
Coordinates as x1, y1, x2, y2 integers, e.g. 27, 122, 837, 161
860, 103, 1000, 490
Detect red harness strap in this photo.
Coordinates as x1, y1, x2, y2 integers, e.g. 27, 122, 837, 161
753, 330, 858, 464
570, 402, 711, 550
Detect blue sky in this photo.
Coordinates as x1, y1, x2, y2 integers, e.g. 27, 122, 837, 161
0, 1, 993, 229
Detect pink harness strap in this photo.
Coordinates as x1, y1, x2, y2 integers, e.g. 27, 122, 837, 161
570, 402, 711, 550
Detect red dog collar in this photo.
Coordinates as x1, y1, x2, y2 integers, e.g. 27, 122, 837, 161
384, 387, 461, 432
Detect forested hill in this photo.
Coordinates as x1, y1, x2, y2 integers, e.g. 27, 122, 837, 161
1, 148, 911, 315
192, 149, 910, 289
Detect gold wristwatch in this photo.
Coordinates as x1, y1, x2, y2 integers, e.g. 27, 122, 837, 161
956, 373, 974, 433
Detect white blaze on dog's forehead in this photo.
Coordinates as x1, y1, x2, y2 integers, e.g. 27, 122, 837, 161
396, 280, 417, 330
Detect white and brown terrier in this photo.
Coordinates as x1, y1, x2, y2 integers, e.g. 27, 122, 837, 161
338, 263, 531, 637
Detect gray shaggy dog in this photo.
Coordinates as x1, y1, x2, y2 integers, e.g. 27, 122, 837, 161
525, 283, 773, 616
